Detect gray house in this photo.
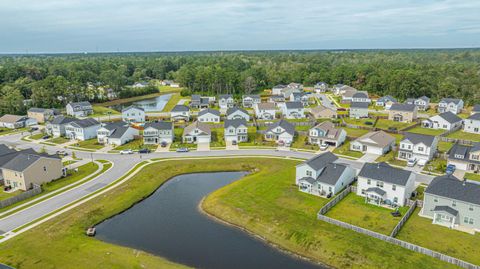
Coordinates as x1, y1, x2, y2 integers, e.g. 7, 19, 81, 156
421, 175, 480, 232
349, 102, 369, 119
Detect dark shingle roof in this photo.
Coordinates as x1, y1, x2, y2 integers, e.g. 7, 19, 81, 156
426, 175, 480, 205
266, 120, 295, 136
108, 126, 130, 139
433, 206, 458, 216
49, 115, 77, 125
402, 132, 436, 147
285, 101, 304, 109
198, 108, 220, 117
2, 151, 59, 172
378, 95, 397, 103
219, 94, 233, 99
440, 98, 462, 105
390, 103, 416, 112
467, 113, 480, 121
365, 187, 386, 196
350, 102, 369, 109
101, 121, 128, 131
437, 111, 462, 124
224, 119, 247, 128
359, 162, 412, 186
69, 118, 100, 128
448, 143, 480, 164
352, 92, 368, 99
316, 163, 348, 185
298, 177, 316, 185
144, 121, 173, 130
0, 144, 15, 156
303, 152, 338, 170
171, 105, 189, 112
226, 107, 248, 116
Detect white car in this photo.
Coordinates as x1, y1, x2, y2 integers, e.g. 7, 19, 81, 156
120, 149, 133, 155
319, 143, 329, 151
407, 158, 417, 167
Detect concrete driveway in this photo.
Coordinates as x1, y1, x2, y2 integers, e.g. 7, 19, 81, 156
155, 143, 171, 152
197, 142, 210, 151
225, 140, 238, 150
358, 153, 379, 163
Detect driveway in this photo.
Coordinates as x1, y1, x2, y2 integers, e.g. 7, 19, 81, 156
358, 153, 379, 163
197, 142, 210, 151
155, 143, 171, 152
225, 140, 238, 150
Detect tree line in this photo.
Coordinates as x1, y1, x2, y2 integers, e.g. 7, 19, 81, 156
0, 49, 479, 115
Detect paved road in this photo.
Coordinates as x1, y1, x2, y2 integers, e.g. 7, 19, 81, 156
0, 133, 435, 235
313, 93, 337, 109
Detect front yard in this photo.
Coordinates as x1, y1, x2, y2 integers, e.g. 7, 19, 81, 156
238, 132, 277, 148
210, 128, 226, 148
332, 140, 364, 159
422, 158, 447, 174
407, 126, 445, 136
47, 136, 70, 144
325, 193, 409, 235
465, 173, 480, 182
114, 139, 158, 151
375, 150, 407, 167
446, 130, 480, 142
291, 135, 319, 151
74, 139, 105, 150
0, 190, 22, 201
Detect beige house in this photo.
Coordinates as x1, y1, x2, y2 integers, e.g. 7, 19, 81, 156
27, 108, 57, 124
388, 103, 418, 123
2, 154, 62, 191
310, 105, 337, 119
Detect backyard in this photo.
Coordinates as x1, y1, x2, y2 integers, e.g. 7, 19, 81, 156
343, 117, 375, 127
407, 126, 445, 136
374, 119, 416, 131
91, 105, 120, 118
342, 127, 370, 138
446, 130, 480, 142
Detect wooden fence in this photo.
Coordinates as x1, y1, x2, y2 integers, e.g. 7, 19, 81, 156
390, 200, 417, 237
0, 184, 42, 209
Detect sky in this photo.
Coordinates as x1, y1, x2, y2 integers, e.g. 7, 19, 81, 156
0, 0, 479, 53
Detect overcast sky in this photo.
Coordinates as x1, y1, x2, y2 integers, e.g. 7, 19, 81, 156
1, 0, 479, 53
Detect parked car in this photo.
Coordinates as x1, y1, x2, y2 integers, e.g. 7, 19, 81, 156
365, 121, 374, 126
30, 127, 39, 131
232, 140, 237, 146
120, 149, 133, 155
407, 158, 417, 167
56, 150, 67, 156
319, 143, 329, 151
446, 164, 456, 175
388, 127, 397, 132
160, 141, 168, 148
176, 147, 189, 153
138, 148, 151, 154
42, 135, 50, 139
4, 186, 12, 191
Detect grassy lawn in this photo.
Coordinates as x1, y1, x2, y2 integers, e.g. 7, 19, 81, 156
375, 150, 407, 167
294, 125, 312, 132
407, 127, 445, 136
291, 135, 319, 151
0, 190, 22, 201
29, 133, 46, 140
75, 139, 105, 150
343, 118, 375, 127
325, 193, 409, 235
161, 92, 184, 112
397, 208, 480, 265
42, 162, 101, 193
91, 105, 120, 117
374, 119, 415, 131
239, 130, 277, 148
446, 130, 480, 142
62, 160, 77, 166
465, 173, 480, 182
114, 139, 158, 151
438, 141, 454, 153
332, 140, 364, 159
210, 128, 226, 148
343, 127, 370, 138
0, 127, 27, 136
422, 158, 446, 174
47, 136, 70, 144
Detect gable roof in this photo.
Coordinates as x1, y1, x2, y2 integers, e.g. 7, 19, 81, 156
101, 121, 128, 131
108, 126, 131, 139
433, 206, 458, 217
144, 121, 173, 131
377, 95, 397, 103
0, 114, 26, 123
350, 102, 369, 109
390, 103, 416, 112
467, 113, 480, 121
418, 96, 430, 102
359, 162, 412, 186
122, 105, 144, 113
68, 118, 100, 128
448, 143, 480, 164
440, 98, 462, 105
435, 111, 462, 124
425, 175, 480, 205
171, 105, 190, 112
310, 105, 336, 117
0, 144, 15, 156
227, 107, 248, 116
315, 163, 348, 185
356, 131, 395, 148
184, 121, 211, 136
49, 115, 77, 125
352, 92, 368, 99
266, 120, 295, 136
311, 121, 342, 139
224, 119, 247, 129
285, 101, 304, 109
402, 132, 436, 147
219, 94, 233, 99
28, 107, 55, 114
68, 101, 92, 111
302, 152, 338, 170
256, 102, 276, 110
198, 108, 220, 117
2, 150, 60, 172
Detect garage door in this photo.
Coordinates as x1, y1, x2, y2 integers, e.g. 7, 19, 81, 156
366, 146, 383, 155
197, 136, 211, 143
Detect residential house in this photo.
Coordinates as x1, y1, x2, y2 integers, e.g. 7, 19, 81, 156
357, 162, 416, 207
332, 84, 345, 95
224, 119, 248, 143
198, 108, 221, 123
46, 116, 77, 137
471, 104, 480, 115
254, 102, 277, 120
308, 121, 346, 147
282, 102, 305, 119
0, 115, 36, 129
269, 95, 285, 104
296, 152, 355, 197
438, 98, 464, 115
183, 121, 211, 144
64, 118, 101, 141
66, 101, 93, 117
290, 92, 310, 106
447, 143, 480, 173
122, 106, 145, 123
0, 145, 33, 182
218, 94, 235, 109
422, 112, 463, 131
352, 91, 370, 103
242, 95, 261, 108
421, 175, 480, 232
97, 122, 138, 146
376, 96, 397, 108
314, 82, 328, 93
170, 105, 190, 122
341, 88, 358, 103
349, 102, 369, 119
398, 132, 438, 162
388, 103, 418, 123
27, 108, 57, 124
406, 96, 430, 111
264, 120, 295, 145
464, 113, 480, 134
272, 85, 287, 95
143, 121, 174, 144
226, 107, 250, 121
190, 95, 210, 109
350, 131, 396, 155
310, 105, 337, 119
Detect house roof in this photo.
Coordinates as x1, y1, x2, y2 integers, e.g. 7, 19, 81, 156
350, 102, 369, 109
108, 126, 131, 139
219, 94, 233, 99
365, 187, 386, 196
402, 132, 436, 147
198, 108, 220, 117
316, 163, 348, 185
0, 114, 25, 123
0, 144, 15, 156
342, 89, 358, 98
359, 162, 413, 186
356, 131, 395, 148
311, 121, 342, 139
390, 103, 416, 112
191, 95, 201, 101
377, 95, 397, 103
68, 101, 92, 111
473, 104, 480, 113
171, 105, 190, 112
315, 82, 327, 86
28, 107, 54, 113
298, 177, 316, 185
435, 111, 462, 124
352, 92, 368, 99
440, 98, 462, 105
101, 121, 128, 131
2, 150, 59, 172
273, 84, 286, 89
285, 101, 304, 109
224, 119, 247, 128
68, 118, 100, 128
467, 113, 480, 121
302, 152, 338, 171
418, 96, 430, 102
310, 105, 336, 117
257, 102, 276, 110
433, 205, 458, 217
49, 115, 77, 125
269, 95, 285, 101
425, 175, 480, 206
448, 143, 480, 165
226, 107, 248, 116
184, 121, 211, 136
266, 119, 295, 136
144, 121, 173, 131
243, 94, 260, 99
122, 105, 144, 113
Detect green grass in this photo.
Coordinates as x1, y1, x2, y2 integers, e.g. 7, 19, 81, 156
291, 135, 319, 151
374, 119, 415, 131
202, 158, 456, 269
239, 130, 277, 148
75, 139, 105, 150
422, 158, 447, 174
332, 140, 364, 159
161, 93, 185, 112
210, 128, 226, 148
29, 133, 46, 140
294, 125, 312, 131
47, 136, 70, 144
42, 162, 100, 193
326, 193, 408, 235
343, 118, 375, 127
0, 127, 28, 136
407, 127, 445, 136
375, 150, 407, 167
343, 127, 370, 138
91, 105, 120, 117
114, 139, 158, 151
0, 190, 22, 201
397, 208, 480, 265
446, 130, 480, 142
465, 173, 480, 182
62, 160, 77, 166
438, 141, 454, 153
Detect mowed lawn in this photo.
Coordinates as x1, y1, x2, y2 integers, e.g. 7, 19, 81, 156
325, 193, 408, 235
114, 139, 158, 151
343, 127, 370, 138
75, 139, 105, 150
47, 136, 70, 144
332, 140, 364, 159
446, 130, 480, 142
397, 208, 480, 265
374, 119, 415, 131
407, 127, 445, 136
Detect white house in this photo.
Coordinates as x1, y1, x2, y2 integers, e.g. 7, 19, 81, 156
352, 91, 370, 103
66, 101, 93, 117
422, 112, 463, 131
218, 94, 235, 109
224, 119, 248, 143
398, 132, 438, 162
143, 121, 174, 144
122, 106, 145, 123
447, 143, 480, 173
350, 131, 396, 155
264, 120, 295, 145
314, 82, 328, 93
406, 96, 430, 111
438, 98, 464, 115
242, 95, 261, 108
296, 152, 355, 197
472, 104, 480, 115
357, 162, 416, 207
308, 121, 346, 147
46, 116, 77, 137
97, 122, 138, 146
64, 118, 101, 141
226, 107, 250, 121
183, 121, 211, 144
170, 105, 190, 122
197, 108, 221, 123
463, 113, 480, 134
290, 92, 309, 106
254, 102, 277, 120
349, 102, 369, 119
282, 102, 305, 119
272, 85, 287, 95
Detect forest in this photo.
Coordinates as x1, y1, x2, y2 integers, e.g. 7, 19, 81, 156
0, 49, 479, 115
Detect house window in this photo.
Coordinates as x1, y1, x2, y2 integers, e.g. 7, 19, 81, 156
452, 201, 456, 207
464, 217, 469, 223
469, 207, 474, 211
392, 185, 396, 191
367, 179, 371, 185
469, 218, 474, 225
418, 147, 424, 152
434, 198, 438, 202
43, 166, 47, 172
393, 197, 398, 203
376, 181, 384, 188
361, 189, 366, 195
306, 170, 312, 177
328, 186, 332, 192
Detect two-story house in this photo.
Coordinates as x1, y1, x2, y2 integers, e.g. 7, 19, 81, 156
254, 102, 277, 120
289, 92, 310, 106
197, 108, 221, 123
405, 96, 430, 111
357, 162, 416, 207
351, 91, 370, 103
282, 102, 305, 119
46, 116, 77, 137
64, 118, 101, 141
376, 95, 397, 108
170, 105, 190, 122
27, 108, 57, 124
464, 113, 480, 134
447, 143, 480, 173
66, 101, 93, 117
388, 103, 418, 123
296, 152, 355, 197
242, 95, 261, 108
190, 95, 210, 109
308, 121, 346, 147
97, 122, 138, 146
268, 95, 285, 104
0, 115, 36, 129
438, 98, 464, 115
341, 88, 358, 103
272, 85, 287, 95
218, 94, 235, 109
314, 82, 328, 93
264, 120, 295, 145
122, 106, 145, 123
421, 175, 480, 232
350, 131, 395, 155
422, 111, 463, 131
224, 119, 248, 143
398, 132, 438, 162
226, 107, 250, 121
349, 102, 369, 119
143, 121, 174, 144
182, 121, 211, 144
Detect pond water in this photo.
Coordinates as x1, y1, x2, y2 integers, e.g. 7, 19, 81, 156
95, 172, 325, 269
109, 94, 171, 112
